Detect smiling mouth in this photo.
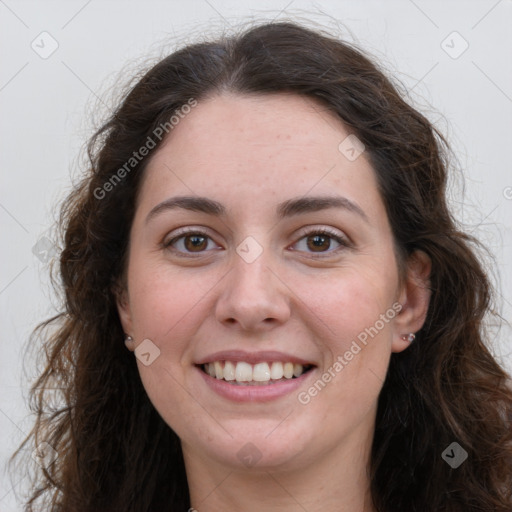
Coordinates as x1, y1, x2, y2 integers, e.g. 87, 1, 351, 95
197, 361, 314, 386
197, 360, 315, 386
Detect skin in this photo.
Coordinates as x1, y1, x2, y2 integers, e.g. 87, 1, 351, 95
116, 92, 431, 512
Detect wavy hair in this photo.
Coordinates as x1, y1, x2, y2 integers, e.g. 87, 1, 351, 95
12, 20, 512, 511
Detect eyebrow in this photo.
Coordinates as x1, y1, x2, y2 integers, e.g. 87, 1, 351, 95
145, 194, 369, 224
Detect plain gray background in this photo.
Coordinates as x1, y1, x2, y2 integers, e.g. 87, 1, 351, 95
1, 1, 511, 509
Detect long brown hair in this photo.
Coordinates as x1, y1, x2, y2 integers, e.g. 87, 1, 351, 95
11, 20, 512, 511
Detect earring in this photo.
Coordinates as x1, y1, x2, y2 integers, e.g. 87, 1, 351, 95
401, 333, 416, 343
124, 334, 134, 347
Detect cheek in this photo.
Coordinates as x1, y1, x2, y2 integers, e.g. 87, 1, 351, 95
127, 256, 222, 341
126, 259, 221, 404
290, 264, 397, 410
127, 264, 209, 430
290, 262, 398, 350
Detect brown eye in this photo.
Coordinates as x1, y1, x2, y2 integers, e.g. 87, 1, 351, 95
183, 234, 208, 252
163, 230, 219, 256
292, 228, 349, 256
306, 233, 334, 252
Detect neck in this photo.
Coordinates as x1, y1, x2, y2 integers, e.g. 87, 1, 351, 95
183, 425, 376, 512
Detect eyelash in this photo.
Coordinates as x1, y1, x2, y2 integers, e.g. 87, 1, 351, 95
162, 227, 351, 258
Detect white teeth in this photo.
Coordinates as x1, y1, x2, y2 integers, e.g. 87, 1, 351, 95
283, 362, 294, 379
202, 360, 311, 383
214, 361, 223, 379
223, 361, 236, 381
235, 361, 252, 382
253, 362, 271, 381
207, 363, 216, 377
270, 361, 284, 380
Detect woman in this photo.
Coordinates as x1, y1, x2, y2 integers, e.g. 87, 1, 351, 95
12, 20, 512, 511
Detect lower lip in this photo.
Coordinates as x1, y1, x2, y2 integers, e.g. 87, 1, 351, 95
196, 366, 316, 402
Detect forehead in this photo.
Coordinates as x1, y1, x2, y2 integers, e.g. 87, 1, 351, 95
151, 92, 350, 166
139, 92, 384, 223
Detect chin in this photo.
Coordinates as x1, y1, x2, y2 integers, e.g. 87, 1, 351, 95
188, 422, 315, 471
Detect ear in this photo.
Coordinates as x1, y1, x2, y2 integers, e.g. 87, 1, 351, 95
113, 281, 134, 349
392, 250, 432, 353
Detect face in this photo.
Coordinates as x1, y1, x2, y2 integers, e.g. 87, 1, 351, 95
117, 92, 430, 473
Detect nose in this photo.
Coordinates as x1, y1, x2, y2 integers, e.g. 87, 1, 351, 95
214, 249, 291, 332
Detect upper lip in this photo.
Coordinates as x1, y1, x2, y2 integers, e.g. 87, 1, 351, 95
195, 350, 316, 366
